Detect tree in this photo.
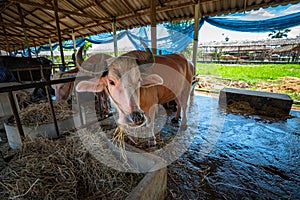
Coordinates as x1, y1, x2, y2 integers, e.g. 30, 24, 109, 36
83, 41, 92, 58
163, 20, 194, 53
268, 29, 291, 39
163, 20, 194, 31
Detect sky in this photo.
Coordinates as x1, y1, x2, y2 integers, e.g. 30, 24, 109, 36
199, 3, 300, 43
91, 3, 300, 51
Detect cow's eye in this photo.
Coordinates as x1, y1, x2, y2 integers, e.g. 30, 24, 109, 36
108, 80, 115, 86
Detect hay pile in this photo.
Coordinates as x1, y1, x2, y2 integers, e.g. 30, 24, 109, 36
225, 100, 291, 119
227, 101, 256, 114
0, 131, 143, 199
9, 101, 74, 127
196, 76, 250, 91
196, 75, 299, 99
256, 76, 300, 94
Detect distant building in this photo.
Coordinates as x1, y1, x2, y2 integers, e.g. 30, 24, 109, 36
198, 38, 300, 62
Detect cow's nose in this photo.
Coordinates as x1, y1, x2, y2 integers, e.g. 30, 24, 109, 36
129, 110, 146, 126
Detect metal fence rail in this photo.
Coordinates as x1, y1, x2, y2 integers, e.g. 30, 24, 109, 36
0, 76, 77, 142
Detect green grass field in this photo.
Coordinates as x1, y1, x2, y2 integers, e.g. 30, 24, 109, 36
196, 63, 300, 84
196, 63, 300, 101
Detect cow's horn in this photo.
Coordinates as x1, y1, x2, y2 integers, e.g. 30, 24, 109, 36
79, 61, 108, 77
120, 41, 154, 66
79, 54, 113, 77
137, 41, 154, 65
76, 45, 84, 66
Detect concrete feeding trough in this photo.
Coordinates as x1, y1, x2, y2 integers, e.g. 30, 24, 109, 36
0, 82, 25, 129
4, 115, 80, 149
219, 87, 293, 117
126, 162, 167, 200
99, 132, 167, 200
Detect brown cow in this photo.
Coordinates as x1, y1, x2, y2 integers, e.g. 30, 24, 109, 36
53, 47, 112, 101
76, 47, 194, 145
53, 68, 79, 101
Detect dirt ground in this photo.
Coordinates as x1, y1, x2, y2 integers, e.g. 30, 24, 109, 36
196, 75, 300, 97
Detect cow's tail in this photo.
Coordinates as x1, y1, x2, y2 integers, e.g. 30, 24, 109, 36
187, 60, 198, 96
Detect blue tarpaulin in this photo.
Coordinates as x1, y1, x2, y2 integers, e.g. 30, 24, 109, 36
13, 3, 300, 57
204, 12, 300, 33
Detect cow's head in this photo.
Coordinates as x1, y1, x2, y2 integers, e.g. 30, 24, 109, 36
75, 46, 163, 128
53, 70, 77, 101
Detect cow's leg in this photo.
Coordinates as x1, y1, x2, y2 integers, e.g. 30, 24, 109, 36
172, 87, 190, 130
171, 98, 181, 125
180, 101, 188, 131
179, 86, 191, 130
147, 105, 157, 146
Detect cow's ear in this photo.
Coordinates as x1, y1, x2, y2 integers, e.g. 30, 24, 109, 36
141, 74, 163, 88
76, 78, 106, 92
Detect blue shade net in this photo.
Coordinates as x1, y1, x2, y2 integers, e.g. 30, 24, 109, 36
12, 6, 300, 57
204, 12, 300, 32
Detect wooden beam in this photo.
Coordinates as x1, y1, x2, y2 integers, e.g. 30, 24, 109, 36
11, 0, 110, 22
0, 21, 55, 31
117, 1, 195, 22
73, 1, 196, 34
67, 0, 110, 34
71, 29, 77, 64
0, 33, 48, 38
244, 0, 247, 12
49, 37, 54, 63
53, 0, 65, 68
16, 3, 31, 57
192, 0, 201, 67
112, 18, 118, 57
34, 41, 38, 57
0, 14, 10, 53
22, 7, 57, 29
150, 0, 157, 55
11, 7, 56, 35
120, 0, 136, 15
33, 7, 74, 36
68, 0, 96, 26
5, 6, 53, 39
0, 1, 13, 13
94, 0, 111, 17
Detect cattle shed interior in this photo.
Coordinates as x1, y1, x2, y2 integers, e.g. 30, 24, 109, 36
1, 1, 300, 199
1, 0, 300, 53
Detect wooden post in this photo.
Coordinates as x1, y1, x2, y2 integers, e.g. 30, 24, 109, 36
53, 0, 66, 69
192, 0, 201, 68
8, 91, 24, 137
150, 0, 157, 55
34, 42, 39, 58
295, 45, 300, 62
72, 30, 77, 53
0, 14, 10, 56
72, 30, 77, 64
49, 37, 54, 63
22, 44, 25, 56
112, 18, 118, 57
45, 85, 60, 137
237, 46, 240, 63
17, 3, 31, 58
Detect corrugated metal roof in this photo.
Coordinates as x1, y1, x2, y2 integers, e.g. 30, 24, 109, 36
0, 0, 299, 51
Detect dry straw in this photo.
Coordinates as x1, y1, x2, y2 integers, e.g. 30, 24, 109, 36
0, 131, 143, 199
9, 101, 74, 127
